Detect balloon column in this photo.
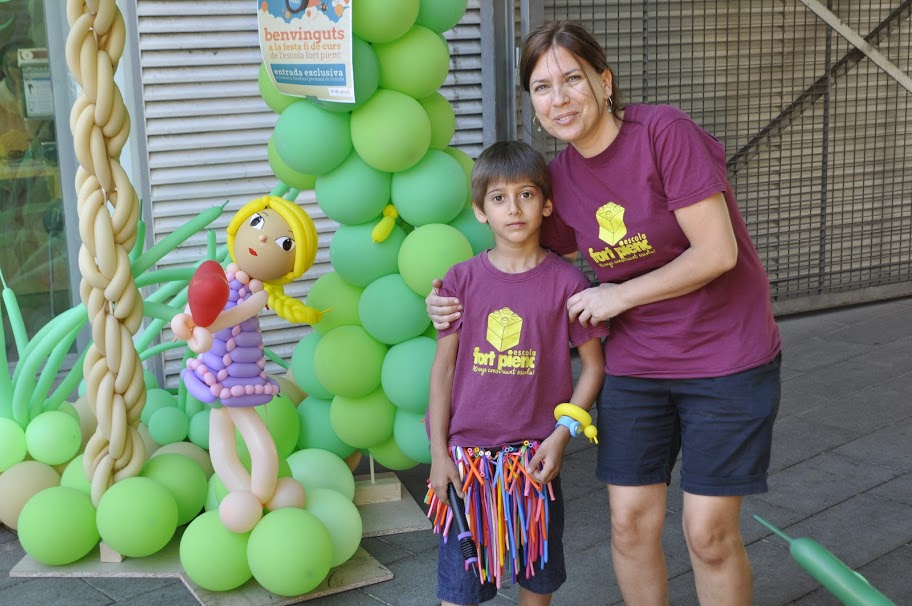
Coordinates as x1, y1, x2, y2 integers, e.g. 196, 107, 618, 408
263, 0, 489, 470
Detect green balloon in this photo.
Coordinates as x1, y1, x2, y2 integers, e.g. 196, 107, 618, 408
329, 222, 406, 287
268, 137, 317, 190
359, 274, 430, 345
18, 486, 99, 565
55, 402, 80, 424
141, 388, 178, 425
290, 331, 334, 399
60, 454, 91, 496
0, 394, 11, 420
381, 336, 435, 412
416, 0, 468, 33
393, 408, 432, 464
247, 509, 333, 597
448, 204, 494, 254
258, 394, 299, 458
0, 417, 26, 472
423, 323, 438, 339
312, 37, 379, 113
419, 92, 456, 150
141, 454, 208, 526
206, 473, 226, 511
96, 477, 178, 558
391, 149, 466, 226
274, 100, 352, 176
188, 409, 210, 450
180, 510, 252, 592
315, 150, 391, 226
352, 0, 419, 43
258, 63, 298, 114
304, 488, 362, 567
296, 396, 356, 459
351, 89, 431, 173
25, 411, 81, 466
148, 406, 190, 446
398, 224, 473, 296
330, 387, 396, 449
314, 326, 387, 398
305, 272, 364, 336
286, 448, 355, 499
375, 25, 450, 99
143, 369, 161, 390
442, 146, 474, 182
369, 435, 419, 471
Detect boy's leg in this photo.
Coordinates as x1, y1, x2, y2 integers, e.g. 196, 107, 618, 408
516, 477, 566, 600
437, 522, 495, 606
518, 587, 552, 606
682, 493, 750, 606
607, 483, 670, 605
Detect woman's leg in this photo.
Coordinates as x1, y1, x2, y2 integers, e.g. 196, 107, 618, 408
518, 588, 552, 606
608, 483, 669, 606
682, 493, 751, 605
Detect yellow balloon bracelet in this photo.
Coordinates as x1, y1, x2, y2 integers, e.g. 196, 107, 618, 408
553, 403, 598, 444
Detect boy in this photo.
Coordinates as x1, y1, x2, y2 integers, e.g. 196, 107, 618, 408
426, 141, 608, 606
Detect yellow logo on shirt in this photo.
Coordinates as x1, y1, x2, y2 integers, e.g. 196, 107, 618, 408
471, 307, 538, 377
596, 202, 627, 245
486, 307, 522, 351
588, 202, 656, 268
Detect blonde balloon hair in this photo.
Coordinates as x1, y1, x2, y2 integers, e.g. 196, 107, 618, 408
226, 195, 322, 324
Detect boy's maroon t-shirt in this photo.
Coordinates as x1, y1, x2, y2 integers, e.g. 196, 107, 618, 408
542, 103, 781, 379
432, 251, 608, 448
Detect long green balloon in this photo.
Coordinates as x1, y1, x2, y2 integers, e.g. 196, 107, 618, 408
754, 516, 895, 605
131, 201, 228, 276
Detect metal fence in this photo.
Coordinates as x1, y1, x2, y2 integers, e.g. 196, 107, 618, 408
522, 0, 912, 314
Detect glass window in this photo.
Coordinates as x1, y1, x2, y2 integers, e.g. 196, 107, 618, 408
1, 0, 71, 362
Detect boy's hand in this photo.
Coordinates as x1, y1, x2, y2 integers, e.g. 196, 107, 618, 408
429, 454, 463, 507
527, 429, 572, 484
426, 279, 462, 331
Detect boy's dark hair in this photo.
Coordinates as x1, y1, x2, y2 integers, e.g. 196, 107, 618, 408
470, 141, 552, 212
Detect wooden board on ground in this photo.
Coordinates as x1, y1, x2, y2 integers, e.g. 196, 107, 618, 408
358, 481, 431, 537
353, 471, 403, 506
10, 539, 391, 605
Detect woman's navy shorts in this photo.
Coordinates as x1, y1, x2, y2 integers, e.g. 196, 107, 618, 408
436, 476, 566, 604
595, 353, 781, 496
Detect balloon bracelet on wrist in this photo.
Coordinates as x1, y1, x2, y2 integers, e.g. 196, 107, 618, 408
554, 403, 598, 443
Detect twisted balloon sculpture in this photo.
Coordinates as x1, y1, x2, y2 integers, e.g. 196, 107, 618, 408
66, 0, 146, 506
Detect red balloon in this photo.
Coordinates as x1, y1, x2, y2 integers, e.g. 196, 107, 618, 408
188, 261, 229, 328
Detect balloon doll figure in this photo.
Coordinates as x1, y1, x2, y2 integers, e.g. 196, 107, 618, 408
171, 195, 322, 533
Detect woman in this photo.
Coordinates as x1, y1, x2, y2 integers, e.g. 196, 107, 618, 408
427, 21, 781, 605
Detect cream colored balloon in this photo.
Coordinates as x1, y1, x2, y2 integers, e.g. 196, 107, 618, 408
219, 490, 263, 533
137, 423, 160, 458
0, 461, 61, 529
265, 477, 307, 511
344, 451, 362, 473
276, 373, 307, 407
151, 441, 214, 479
73, 396, 98, 450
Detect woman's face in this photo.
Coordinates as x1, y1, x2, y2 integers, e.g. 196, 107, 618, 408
233, 208, 296, 282
528, 45, 613, 154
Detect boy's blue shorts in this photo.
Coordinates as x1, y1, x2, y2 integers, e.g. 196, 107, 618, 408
596, 353, 781, 496
436, 477, 566, 604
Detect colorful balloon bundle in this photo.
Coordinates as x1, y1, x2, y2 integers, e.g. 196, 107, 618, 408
425, 443, 556, 588
257, 0, 491, 470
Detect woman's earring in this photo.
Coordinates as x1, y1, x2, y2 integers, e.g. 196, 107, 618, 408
606, 96, 614, 114
532, 116, 542, 133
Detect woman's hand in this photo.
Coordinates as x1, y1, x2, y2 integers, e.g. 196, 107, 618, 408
429, 453, 463, 507
426, 279, 462, 331
567, 282, 627, 327
171, 312, 213, 354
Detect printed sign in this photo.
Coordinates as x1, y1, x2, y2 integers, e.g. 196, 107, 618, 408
257, 0, 354, 103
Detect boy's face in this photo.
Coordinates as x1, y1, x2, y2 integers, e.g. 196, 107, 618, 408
474, 180, 553, 245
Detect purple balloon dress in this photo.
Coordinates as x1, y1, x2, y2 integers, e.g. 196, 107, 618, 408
181, 266, 279, 407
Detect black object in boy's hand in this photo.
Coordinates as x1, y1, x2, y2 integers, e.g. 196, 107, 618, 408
448, 483, 478, 568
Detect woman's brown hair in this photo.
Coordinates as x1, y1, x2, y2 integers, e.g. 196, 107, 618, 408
519, 20, 623, 111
